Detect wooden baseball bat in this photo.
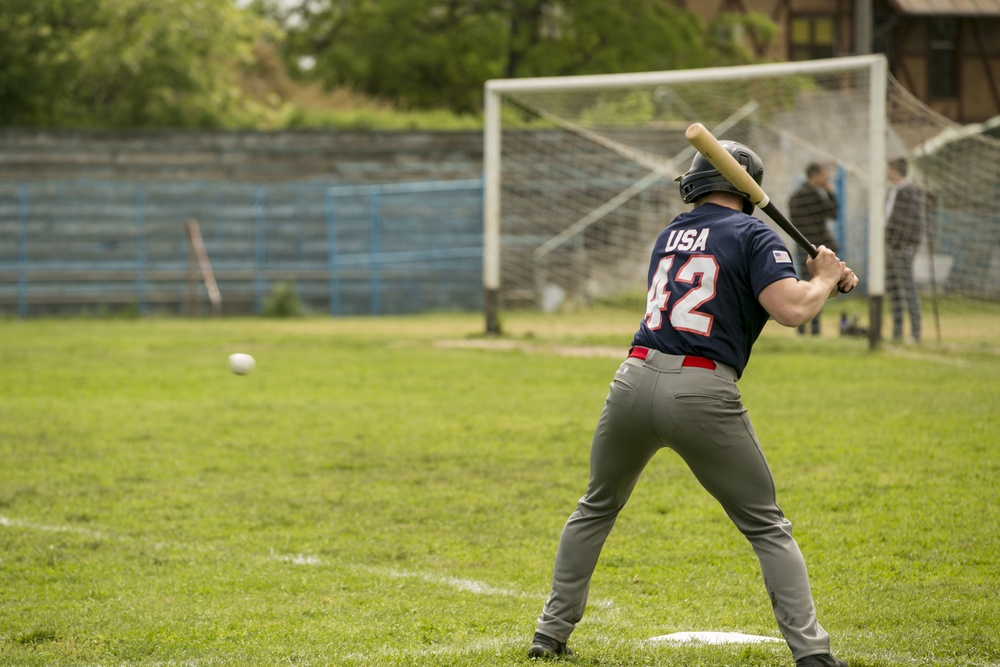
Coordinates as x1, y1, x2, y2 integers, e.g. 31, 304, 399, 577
684, 122, 818, 258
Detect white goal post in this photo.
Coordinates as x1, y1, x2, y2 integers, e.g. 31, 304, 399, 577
482, 56, 890, 340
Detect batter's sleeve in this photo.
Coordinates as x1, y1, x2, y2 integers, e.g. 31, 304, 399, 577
747, 224, 800, 298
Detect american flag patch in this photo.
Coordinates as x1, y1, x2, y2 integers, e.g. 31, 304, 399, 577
772, 250, 792, 263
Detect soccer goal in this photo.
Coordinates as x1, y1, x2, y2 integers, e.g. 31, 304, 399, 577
483, 54, 1000, 347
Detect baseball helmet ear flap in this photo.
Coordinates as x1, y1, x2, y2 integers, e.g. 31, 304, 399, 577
676, 140, 764, 215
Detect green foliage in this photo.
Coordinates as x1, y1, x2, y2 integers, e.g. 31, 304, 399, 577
282, 102, 482, 131
706, 11, 779, 64
0, 0, 90, 127
1, 2, 778, 129
0, 0, 285, 128
282, 2, 767, 115
0, 313, 999, 666
282, 0, 506, 115
261, 282, 305, 318
579, 91, 658, 126
14, 627, 57, 645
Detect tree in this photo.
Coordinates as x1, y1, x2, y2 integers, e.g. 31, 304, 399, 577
275, 0, 502, 115
277, 0, 771, 114
0, 0, 90, 126
0, 0, 285, 128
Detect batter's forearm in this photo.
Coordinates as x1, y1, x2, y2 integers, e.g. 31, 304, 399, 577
758, 276, 838, 327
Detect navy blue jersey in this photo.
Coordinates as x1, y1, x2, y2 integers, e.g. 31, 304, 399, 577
631, 203, 798, 378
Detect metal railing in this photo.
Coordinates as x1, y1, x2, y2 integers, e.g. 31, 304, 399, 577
0, 179, 484, 317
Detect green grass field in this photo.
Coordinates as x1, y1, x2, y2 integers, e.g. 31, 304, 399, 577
2, 308, 998, 667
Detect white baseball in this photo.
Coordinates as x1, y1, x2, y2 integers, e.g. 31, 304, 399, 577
228, 353, 256, 375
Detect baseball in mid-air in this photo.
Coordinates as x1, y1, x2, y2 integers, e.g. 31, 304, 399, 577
228, 353, 256, 375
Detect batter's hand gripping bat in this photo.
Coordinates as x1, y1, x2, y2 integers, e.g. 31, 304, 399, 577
684, 122, 818, 259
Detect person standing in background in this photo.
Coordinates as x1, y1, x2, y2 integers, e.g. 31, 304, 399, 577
788, 163, 839, 336
885, 157, 925, 343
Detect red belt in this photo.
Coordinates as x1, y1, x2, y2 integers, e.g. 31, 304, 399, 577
628, 346, 716, 370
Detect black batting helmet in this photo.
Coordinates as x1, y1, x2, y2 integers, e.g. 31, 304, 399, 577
676, 140, 764, 215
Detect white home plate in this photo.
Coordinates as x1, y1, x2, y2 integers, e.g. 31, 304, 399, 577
649, 631, 783, 645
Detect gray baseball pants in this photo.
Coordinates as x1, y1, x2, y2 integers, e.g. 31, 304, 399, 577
886, 246, 921, 341
536, 348, 831, 661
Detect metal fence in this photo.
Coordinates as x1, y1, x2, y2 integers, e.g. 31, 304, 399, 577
0, 179, 484, 317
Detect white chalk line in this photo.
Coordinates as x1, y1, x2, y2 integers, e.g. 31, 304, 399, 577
7, 515, 991, 667
0, 515, 542, 602
439, 337, 1000, 371
266, 552, 623, 627
435, 338, 623, 358
0, 515, 106, 540
358, 563, 533, 599
0, 514, 624, 663
1, 514, 569, 606
268, 550, 324, 567
267, 550, 537, 599
0, 516, 545, 664
884, 346, 982, 368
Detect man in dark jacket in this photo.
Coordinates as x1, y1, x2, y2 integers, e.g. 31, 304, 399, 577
789, 163, 839, 335
885, 157, 925, 343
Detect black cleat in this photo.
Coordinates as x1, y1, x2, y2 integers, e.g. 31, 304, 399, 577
528, 632, 574, 659
796, 654, 848, 667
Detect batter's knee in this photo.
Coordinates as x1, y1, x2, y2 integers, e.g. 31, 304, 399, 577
731, 511, 794, 545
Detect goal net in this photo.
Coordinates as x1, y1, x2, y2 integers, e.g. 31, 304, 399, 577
888, 78, 1000, 344
483, 55, 1000, 348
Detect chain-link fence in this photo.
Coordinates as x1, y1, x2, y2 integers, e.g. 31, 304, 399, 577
0, 179, 484, 317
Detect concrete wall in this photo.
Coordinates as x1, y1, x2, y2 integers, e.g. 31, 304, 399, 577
0, 130, 486, 317
0, 129, 483, 183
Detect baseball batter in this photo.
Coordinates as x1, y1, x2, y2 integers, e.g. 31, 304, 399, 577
528, 141, 858, 667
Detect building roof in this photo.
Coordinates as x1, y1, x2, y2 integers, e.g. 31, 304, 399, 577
890, 0, 1000, 15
